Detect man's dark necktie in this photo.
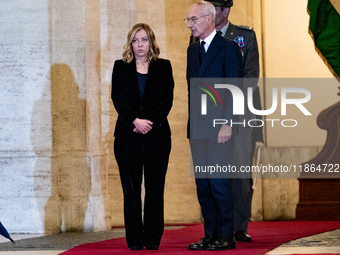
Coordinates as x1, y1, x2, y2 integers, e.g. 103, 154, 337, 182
217, 30, 222, 35
199, 41, 206, 65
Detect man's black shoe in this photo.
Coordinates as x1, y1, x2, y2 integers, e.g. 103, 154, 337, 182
207, 237, 236, 251
235, 231, 252, 242
188, 235, 215, 250
145, 245, 159, 250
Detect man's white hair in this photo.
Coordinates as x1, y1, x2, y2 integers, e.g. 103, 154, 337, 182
194, 1, 216, 20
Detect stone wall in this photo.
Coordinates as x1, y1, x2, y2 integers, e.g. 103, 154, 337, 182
0, 0, 109, 233
1, 0, 53, 233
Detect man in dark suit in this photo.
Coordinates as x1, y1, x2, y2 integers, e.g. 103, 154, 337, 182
205, 0, 263, 243
186, 1, 243, 251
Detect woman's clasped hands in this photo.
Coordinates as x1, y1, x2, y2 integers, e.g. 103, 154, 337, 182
133, 118, 153, 134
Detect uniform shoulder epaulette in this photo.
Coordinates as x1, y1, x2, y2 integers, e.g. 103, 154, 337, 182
236, 25, 254, 30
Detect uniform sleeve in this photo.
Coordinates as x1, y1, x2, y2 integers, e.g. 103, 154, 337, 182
223, 41, 244, 123
243, 30, 260, 80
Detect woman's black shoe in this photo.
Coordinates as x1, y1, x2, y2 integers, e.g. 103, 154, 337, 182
129, 245, 143, 250
145, 245, 159, 250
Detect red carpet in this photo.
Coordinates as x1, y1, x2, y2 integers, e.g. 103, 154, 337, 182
59, 221, 340, 255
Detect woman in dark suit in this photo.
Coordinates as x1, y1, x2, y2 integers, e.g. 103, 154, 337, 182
111, 23, 174, 251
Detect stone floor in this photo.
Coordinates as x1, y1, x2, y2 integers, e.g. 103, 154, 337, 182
0, 228, 340, 255
267, 229, 340, 254
0, 229, 126, 254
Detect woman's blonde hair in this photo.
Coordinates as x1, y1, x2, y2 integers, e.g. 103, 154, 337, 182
122, 23, 160, 63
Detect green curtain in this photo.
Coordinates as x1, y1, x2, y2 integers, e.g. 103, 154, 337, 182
308, 0, 340, 77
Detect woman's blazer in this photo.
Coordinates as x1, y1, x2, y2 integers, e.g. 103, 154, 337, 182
111, 58, 174, 138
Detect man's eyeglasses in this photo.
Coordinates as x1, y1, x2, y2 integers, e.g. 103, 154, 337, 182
184, 14, 210, 25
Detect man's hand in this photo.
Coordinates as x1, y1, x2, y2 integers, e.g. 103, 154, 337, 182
133, 118, 153, 134
217, 125, 232, 143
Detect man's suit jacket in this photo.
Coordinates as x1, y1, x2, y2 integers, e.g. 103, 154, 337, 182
190, 23, 259, 78
187, 32, 243, 139
111, 58, 174, 138
190, 24, 260, 122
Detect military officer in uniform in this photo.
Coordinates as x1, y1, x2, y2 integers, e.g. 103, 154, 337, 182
190, 0, 263, 243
